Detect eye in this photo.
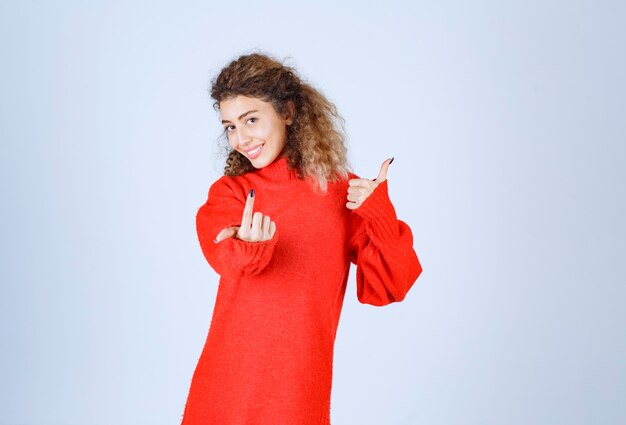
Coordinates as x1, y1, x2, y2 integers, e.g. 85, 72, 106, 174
224, 117, 255, 135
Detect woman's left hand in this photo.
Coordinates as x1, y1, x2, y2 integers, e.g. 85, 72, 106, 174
346, 157, 394, 210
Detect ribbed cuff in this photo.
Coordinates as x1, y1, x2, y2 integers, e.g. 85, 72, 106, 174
352, 179, 399, 242
219, 229, 279, 276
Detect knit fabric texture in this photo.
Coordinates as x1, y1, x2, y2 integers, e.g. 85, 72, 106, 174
181, 155, 422, 425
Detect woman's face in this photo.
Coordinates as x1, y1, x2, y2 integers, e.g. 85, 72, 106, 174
220, 95, 293, 169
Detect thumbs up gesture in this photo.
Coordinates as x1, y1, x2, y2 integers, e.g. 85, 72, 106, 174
346, 157, 394, 210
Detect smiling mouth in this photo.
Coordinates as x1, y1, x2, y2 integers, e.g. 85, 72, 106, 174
246, 143, 264, 158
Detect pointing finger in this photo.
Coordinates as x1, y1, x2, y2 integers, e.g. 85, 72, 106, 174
241, 188, 255, 230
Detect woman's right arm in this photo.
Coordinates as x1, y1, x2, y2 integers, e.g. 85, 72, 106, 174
196, 177, 279, 280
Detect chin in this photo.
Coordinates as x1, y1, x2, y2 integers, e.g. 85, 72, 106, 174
251, 154, 278, 169
249, 156, 268, 169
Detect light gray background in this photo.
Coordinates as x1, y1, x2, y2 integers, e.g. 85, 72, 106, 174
1, 1, 624, 424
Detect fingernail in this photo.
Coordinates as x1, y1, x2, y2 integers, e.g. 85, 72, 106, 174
389, 157, 394, 165
213, 238, 218, 244
250, 188, 255, 197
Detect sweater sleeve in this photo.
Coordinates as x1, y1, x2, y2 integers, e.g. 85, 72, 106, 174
196, 177, 279, 281
348, 179, 422, 306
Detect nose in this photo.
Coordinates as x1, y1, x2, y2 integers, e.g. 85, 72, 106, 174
236, 126, 252, 147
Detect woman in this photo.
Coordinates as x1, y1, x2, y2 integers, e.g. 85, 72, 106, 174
181, 52, 422, 425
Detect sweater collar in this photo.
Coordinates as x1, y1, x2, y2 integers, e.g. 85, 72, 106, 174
253, 154, 299, 182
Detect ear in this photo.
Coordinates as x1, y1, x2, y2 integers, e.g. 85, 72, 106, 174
284, 101, 295, 126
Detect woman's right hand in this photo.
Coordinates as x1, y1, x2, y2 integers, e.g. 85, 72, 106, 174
214, 189, 277, 244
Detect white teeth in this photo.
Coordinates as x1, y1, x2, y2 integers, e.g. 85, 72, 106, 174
249, 144, 263, 155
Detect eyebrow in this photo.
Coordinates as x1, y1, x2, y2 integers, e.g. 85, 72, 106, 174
221, 110, 258, 125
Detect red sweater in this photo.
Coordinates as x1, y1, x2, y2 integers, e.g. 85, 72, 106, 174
181, 155, 422, 425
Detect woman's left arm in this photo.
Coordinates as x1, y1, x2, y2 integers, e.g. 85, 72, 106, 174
347, 162, 423, 306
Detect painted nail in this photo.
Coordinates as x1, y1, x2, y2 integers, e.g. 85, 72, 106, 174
389, 157, 394, 165
250, 188, 255, 197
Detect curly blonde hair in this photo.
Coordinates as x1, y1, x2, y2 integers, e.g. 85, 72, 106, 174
209, 51, 351, 193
